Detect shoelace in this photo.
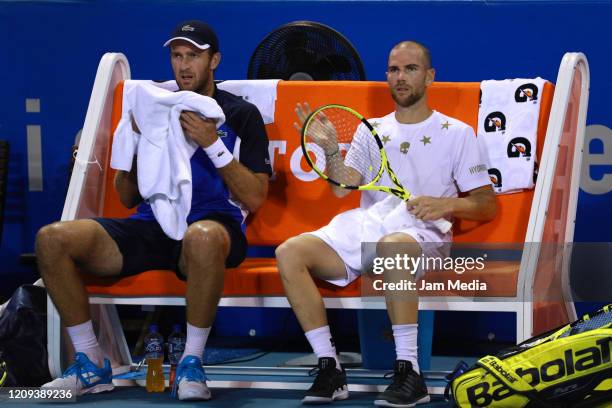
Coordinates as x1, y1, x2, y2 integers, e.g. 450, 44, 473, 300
308, 366, 338, 391
308, 366, 321, 377
383, 371, 415, 392
62, 354, 95, 387
171, 359, 208, 397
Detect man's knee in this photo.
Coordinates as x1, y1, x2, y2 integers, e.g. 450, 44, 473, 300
276, 236, 325, 278
275, 238, 292, 262
36, 222, 87, 280
377, 232, 421, 258
378, 232, 418, 244
36, 222, 71, 257
182, 221, 230, 260
276, 238, 306, 281
275, 236, 309, 265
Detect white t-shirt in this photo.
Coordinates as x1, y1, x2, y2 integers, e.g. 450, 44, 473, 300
345, 110, 490, 210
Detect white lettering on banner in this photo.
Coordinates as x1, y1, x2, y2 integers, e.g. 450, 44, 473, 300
272, 142, 351, 182
268, 140, 286, 181
290, 143, 324, 182
581, 124, 612, 195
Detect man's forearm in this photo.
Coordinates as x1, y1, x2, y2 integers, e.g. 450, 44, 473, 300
114, 165, 142, 209
450, 189, 497, 221
326, 153, 360, 198
217, 161, 268, 212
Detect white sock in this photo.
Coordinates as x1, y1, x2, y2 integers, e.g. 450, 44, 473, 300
392, 324, 420, 374
66, 320, 104, 367
304, 326, 341, 370
180, 323, 210, 363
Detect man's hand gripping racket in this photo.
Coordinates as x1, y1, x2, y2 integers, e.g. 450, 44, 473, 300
298, 103, 453, 234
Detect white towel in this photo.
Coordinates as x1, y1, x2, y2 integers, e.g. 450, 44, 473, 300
478, 78, 546, 194
155, 79, 279, 125
216, 79, 280, 124
111, 80, 226, 240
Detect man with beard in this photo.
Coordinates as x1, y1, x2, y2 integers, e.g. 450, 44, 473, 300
276, 41, 496, 406
38, 21, 271, 400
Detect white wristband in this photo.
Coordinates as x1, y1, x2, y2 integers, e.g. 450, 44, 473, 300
203, 138, 233, 168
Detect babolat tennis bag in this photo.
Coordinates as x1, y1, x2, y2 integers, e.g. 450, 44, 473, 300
446, 304, 612, 407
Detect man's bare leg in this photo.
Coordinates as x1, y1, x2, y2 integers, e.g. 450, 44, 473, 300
277, 235, 351, 403
179, 220, 230, 329
173, 220, 230, 401
36, 220, 123, 326
377, 232, 421, 326
36, 219, 122, 392
374, 232, 430, 407
276, 235, 348, 332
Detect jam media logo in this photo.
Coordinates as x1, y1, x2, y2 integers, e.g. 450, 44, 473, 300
484, 112, 506, 133
507, 137, 532, 160
488, 168, 502, 191
515, 83, 539, 103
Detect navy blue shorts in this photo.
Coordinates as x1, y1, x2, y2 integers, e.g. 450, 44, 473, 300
93, 213, 247, 280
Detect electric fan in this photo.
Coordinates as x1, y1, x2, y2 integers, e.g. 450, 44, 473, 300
248, 21, 366, 81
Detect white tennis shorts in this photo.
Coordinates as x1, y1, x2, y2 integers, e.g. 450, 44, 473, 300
304, 196, 450, 287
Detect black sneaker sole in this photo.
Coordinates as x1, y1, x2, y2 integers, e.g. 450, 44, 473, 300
373, 394, 430, 408
302, 387, 349, 404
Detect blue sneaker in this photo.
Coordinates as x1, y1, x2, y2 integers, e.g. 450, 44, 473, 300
41, 352, 114, 396
171, 355, 210, 400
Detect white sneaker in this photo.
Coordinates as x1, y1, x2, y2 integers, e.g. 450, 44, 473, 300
41, 352, 114, 396
171, 355, 211, 401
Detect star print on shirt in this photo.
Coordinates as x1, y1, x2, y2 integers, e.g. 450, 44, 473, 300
382, 135, 391, 144
441, 121, 451, 130
420, 136, 432, 146
371, 121, 380, 128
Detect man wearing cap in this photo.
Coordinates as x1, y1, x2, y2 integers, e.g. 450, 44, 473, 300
38, 20, 271, 401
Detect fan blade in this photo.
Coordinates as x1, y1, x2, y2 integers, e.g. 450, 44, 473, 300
324, 54, 352, 73
285, 47, 317, 68
314, 54, 352, 76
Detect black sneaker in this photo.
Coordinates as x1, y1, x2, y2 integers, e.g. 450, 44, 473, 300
302, 357, 349, 404
374, 360, 430, 407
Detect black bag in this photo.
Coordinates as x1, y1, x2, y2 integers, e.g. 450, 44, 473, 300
0, 285, 52, 386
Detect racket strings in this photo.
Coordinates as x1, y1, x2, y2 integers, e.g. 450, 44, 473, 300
304, 108, 381, 187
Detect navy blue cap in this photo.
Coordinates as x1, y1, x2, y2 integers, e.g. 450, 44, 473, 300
164, 20, 219, 53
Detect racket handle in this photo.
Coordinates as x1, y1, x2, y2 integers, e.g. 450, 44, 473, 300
433, 218, 453, 234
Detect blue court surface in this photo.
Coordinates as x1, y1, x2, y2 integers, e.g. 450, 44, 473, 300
2, 387, 451, 408
2, 353, 465, 407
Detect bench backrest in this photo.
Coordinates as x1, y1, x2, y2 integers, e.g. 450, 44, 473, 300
102, 81, 553, 245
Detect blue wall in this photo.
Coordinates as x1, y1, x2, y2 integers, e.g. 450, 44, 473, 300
1, 1, 611, 295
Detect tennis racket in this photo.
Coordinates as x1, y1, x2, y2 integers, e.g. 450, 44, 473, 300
300, 104, 453, 234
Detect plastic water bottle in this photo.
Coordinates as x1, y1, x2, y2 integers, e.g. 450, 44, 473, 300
168, 324, 186, 387
144, 324, 165, 392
